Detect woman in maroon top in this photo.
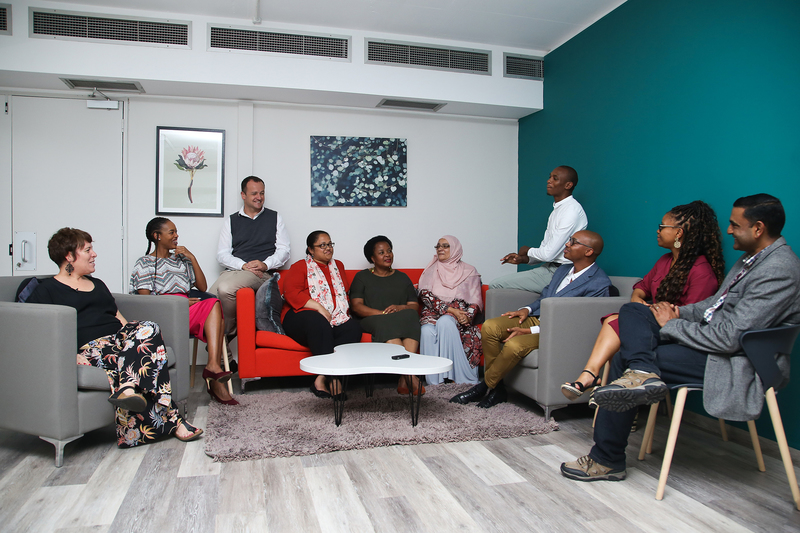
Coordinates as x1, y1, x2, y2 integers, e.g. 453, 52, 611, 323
562, 201, 726, 399
282, 230, 362, 397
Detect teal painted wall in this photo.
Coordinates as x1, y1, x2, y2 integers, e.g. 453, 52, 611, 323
519, 0, 800, 446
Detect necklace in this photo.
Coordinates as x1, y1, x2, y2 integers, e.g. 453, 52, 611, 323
370, 267, 394, 277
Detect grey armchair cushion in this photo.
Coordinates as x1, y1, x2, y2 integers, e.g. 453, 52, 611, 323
77, 365, 111, 391
76, 346, 177, 391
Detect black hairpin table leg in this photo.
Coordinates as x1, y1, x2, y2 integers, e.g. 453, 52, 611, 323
332, 375, 349, 426
365, 374, 375, 398
407, 375, 423, 427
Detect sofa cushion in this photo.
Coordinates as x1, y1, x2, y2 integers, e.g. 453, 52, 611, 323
255, 330, 309, 351
515, 348, 539, 369
15, 277, 40, 303
255, 273, 285, 335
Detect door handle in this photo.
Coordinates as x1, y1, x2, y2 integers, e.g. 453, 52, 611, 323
20, 239, 29, 263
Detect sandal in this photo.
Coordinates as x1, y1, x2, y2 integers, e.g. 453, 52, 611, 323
108, 385, 147, 412
174, 420, 204, 442
561, 369, 601, 401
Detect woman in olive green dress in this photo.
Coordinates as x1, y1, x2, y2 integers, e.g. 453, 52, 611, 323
349, 235, 422, 393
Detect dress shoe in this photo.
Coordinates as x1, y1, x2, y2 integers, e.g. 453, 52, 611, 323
202, 367, 233, 383
477, 386, 507, 408
206, 380, 239, 405
450, 382, 488, 404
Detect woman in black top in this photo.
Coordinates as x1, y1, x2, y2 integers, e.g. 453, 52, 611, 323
28, 228, 202, 446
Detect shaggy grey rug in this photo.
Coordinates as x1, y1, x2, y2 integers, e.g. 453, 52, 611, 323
205, 383, 558, 462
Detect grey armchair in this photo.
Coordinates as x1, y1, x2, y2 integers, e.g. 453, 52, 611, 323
494, 276, 640, 418
0, 276, 189, 467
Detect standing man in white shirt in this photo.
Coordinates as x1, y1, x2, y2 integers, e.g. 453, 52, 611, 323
489, 166, 588, 293
210, 176, 290, 339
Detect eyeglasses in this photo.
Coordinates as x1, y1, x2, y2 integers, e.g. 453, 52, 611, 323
567, 237, 593, 249
657, 224, 681, 231
313, 242, 335, 249
434, 244, 450, 250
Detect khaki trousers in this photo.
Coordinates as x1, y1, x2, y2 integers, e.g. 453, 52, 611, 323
481, 315, 541, 388
209, 270, 269, 337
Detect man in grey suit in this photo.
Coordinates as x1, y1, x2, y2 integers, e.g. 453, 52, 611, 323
562, 193, 800, 482
452, 230, 612, 408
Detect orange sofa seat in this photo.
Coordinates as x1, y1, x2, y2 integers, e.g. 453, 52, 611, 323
236, 268, 487, 380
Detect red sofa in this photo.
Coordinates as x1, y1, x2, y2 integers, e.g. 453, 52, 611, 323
236, 268, 487, 380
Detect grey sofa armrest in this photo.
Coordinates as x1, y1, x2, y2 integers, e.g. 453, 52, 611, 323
0, 302, 81, 440
113, 293, 190, 403
535, 296, 630, 407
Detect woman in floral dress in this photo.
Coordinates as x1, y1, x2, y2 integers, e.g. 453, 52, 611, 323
27, 227, 202, 447
419, 235, 483, 385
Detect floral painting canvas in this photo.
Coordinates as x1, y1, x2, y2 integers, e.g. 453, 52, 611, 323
156, 127, 225, 217
310, 136, 407, 207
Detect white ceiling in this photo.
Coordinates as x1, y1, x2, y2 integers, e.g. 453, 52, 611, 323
43, 0, 627, 52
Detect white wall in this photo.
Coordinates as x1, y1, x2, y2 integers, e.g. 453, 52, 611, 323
125, 98, 518, 287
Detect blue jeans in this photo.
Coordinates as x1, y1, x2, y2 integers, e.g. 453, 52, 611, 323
589, 303, 708, 470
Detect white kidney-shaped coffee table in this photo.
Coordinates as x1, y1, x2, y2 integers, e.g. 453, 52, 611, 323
300, 342, 453, 427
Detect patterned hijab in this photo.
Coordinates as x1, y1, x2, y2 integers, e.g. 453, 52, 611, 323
418, 235, 483, 309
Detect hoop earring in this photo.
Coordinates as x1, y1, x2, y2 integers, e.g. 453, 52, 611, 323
65, 262, 74, 275
674, 236, 681, 249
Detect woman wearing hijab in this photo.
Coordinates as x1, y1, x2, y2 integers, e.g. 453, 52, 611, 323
418, 235, 483, 385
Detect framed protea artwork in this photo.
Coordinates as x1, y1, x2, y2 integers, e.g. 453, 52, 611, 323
156, 126, 225, 217
310, 136, 407, 207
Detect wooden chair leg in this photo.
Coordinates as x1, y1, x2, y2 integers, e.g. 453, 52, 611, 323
665, 392, 673, 419
764, 388, 800, 510
190, 338, 198, 388
592, 362, 611, 428
655, 387, 688, 500
638, 402, 660, 460
718, 418, 729, 441
746, 420, 766, 472
221, 336, 233, 394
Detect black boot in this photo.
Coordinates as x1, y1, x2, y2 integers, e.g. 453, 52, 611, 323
450, 381, 488, 404
477, 381, 507, 408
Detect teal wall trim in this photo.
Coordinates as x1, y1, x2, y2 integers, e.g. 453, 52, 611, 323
518, 0, 800, 447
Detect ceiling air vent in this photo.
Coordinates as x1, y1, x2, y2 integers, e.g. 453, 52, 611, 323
504, 53, 543, 80
209, 25, 348, 60
61, 78, 145, 93
366, 39, 490, 75
30, 8, 189, 47
0, 4, 11, 35
377, 99, 445, 112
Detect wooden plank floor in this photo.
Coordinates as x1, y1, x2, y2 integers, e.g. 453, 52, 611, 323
1, 374, 799, 533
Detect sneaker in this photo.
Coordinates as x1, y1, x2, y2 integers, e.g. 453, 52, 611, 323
560, 455, 626, 482
591, 369, 667, 412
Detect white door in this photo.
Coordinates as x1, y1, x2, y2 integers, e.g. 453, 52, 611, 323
11, 96, 124, 291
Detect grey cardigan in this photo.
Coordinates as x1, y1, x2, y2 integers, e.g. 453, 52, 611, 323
660, 237, 800, 421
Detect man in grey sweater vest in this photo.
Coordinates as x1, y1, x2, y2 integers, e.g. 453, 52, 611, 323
210, 176, 290, 339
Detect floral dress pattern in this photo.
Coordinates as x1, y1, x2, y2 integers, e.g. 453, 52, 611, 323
419, 289, 482, 367
78, 320, 181, 447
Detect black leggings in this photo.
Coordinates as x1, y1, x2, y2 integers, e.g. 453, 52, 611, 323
282, 309, 362, 355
